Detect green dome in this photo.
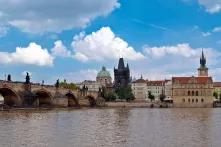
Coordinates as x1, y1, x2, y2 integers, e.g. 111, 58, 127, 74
97, 66, 111, 78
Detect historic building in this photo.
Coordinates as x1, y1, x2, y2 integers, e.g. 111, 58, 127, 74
213, 82, 221, 97
114, 58, 130, 88
76, 80, 102, 92
172, 51, 214, 108
131, 76, 147, 101
146, 80, 166, 101
132, 77, 170, 101
165, 80, 172, 100
96, 66, 112, 87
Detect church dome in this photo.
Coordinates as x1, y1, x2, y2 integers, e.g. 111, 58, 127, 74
97, 66, 111, 78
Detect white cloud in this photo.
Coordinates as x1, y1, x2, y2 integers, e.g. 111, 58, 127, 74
0, 0, 120, 34
0, 43, 54, 66
197, 0, 221, 14
202, 32, 211, 37
212, 27, 221, 32
51, 40, 71, 57
63, 69, 98, 83
144, 43, 199, 58
72, 27, 145, 62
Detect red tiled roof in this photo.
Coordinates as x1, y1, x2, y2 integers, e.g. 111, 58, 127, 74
172, 76, 213, 84
214, 82, 221, 87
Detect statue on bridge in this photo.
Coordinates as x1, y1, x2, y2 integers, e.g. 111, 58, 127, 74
55, 79, 60, 88
25, 72, 30, 84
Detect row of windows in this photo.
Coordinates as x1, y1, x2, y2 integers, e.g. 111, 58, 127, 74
174, 84, 213, 88
173, 90, 212, 96
182, 98, 204, 103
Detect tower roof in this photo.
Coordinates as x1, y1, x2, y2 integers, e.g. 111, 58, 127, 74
97, 66, 111, 78
118, 58, 125, 69
200, 50, 207, 68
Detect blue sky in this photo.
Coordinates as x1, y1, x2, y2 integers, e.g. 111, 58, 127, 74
0, 0, 221, 84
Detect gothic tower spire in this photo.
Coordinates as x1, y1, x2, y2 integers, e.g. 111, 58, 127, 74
198, 49, 208, 77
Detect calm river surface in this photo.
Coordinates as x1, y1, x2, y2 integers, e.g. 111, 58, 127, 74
0, 108, 221, 147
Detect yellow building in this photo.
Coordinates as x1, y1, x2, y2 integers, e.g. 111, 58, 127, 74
172, 77, 213, 107
172, 50, 214, 108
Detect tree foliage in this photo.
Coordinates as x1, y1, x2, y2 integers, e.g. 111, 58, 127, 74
213, 92, 218, 99
60, 81, 78, 90
148, 91, 155, 102
115, 86, 135, 102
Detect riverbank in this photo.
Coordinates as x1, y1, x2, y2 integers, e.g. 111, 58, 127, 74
0, 101, 171, 111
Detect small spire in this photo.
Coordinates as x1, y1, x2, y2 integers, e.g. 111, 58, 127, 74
141, 74, 143, 79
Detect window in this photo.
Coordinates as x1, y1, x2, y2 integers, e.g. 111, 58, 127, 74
188, 91, 191, 96
196, 91, 199, 96
183, 98, 185, 103
188, 99, 190, 103
192, 91, 194, 96
201, 99, 204, 103
196, 99, 198, 103
192, 99, 194, 103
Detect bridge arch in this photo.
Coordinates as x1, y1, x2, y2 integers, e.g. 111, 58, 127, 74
34, 89, 53, 107
0, 87, 22, 107
65, 92, 79, 107
86, 95, 96, 107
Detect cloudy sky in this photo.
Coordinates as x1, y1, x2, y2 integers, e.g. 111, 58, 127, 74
0, 0, 221, 84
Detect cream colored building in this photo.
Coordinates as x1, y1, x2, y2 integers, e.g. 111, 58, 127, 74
77, 80, 102, 92
146, 80, 166, 101
165, 80, 172, 99
213, 82, 221, 97
132, 77, 147, 101
172, 51, 214, 108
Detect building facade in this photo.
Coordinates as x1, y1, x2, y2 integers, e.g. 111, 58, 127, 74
131, 76, 147, 101
96, 66, 112, 87
172, 77, 213, 107
172, 51, 214, 108
77, 80, 102, 92
146, 80, 166, 101
114, 58, 130, 88
213, 82, 221, 97
165, 80, 172, 100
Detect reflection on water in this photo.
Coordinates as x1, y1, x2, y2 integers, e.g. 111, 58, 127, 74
0, 108, 221, 147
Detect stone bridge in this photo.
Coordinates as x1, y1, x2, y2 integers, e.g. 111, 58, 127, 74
0, 80, 103, 108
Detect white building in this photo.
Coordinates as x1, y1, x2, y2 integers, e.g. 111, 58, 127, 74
165, 80, 172, 100
76, 80, 102, 92
146, 80, 166, 101
131, 77, 147, 101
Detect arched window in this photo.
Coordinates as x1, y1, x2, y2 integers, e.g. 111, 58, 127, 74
196, 99, 198, 103
183, 98, 185, 103
201, 99, 204, 103
188, 99, 190, 103
192, 91, 194, 96
188, 91, 191, 96
196, 91, 199, 96
192, 99, 194, 103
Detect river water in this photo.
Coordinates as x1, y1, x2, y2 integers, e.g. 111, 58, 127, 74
0, 108, 221, 147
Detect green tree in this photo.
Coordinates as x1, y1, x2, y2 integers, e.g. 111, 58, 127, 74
115, 86, 135, 102
213, 92, 218, 99
60, 81, 78, 90
148, 91, 155, 102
